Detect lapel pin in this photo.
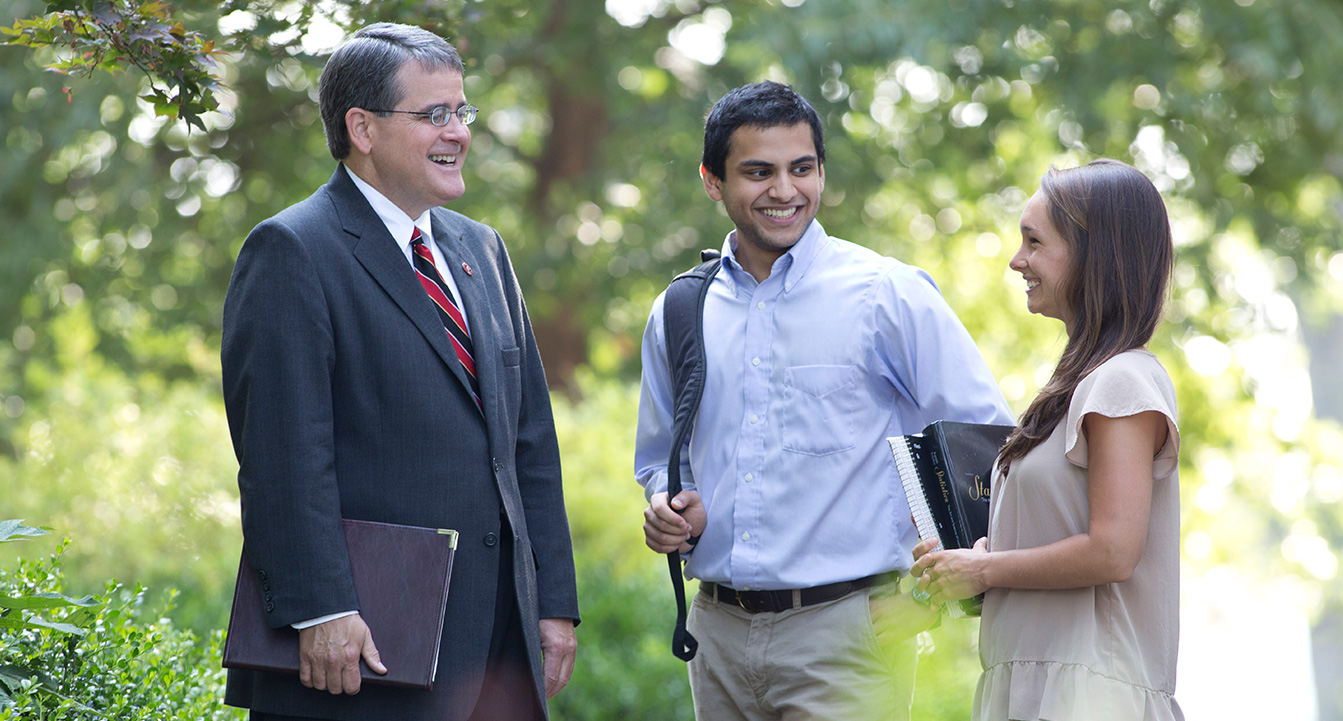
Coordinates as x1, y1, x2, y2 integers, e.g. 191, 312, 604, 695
462, 261, 473, 276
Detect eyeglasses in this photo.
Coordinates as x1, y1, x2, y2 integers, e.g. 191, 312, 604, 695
366, 104, 479, 127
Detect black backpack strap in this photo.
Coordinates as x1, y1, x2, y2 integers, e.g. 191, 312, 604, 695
659, 249, 721, 662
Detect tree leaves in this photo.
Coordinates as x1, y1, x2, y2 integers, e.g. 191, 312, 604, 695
2, 520, 103, 641
0, 591, 102, 612
2, 0, 221, 131
0, 521, 48, 544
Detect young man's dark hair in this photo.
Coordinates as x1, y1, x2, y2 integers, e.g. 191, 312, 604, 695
700, 80, 826, 181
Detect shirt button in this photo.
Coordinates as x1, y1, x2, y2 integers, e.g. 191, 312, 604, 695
483, 532, 498, 547
744, 473, 754, 482
756, 301, 766, 310
741, 532, 751, 541
750, 414, 759, 424
752, 357, 761, 366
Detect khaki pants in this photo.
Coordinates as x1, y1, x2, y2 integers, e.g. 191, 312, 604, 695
687, 582, 917, 721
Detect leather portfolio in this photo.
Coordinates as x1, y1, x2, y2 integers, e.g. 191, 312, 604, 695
223, 518, 459, 690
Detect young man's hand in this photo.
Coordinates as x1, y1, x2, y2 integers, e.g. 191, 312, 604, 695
870, 592, 940, 647
643, 490, 706, 553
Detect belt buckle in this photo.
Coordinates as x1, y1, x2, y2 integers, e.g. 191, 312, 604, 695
714, 584, 753, 612
736, 590, 781, 613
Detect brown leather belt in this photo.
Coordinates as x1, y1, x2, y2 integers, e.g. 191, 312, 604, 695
702, 573, 900, 614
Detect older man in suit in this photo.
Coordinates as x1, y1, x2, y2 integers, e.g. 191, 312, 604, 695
220, 23, 578, 721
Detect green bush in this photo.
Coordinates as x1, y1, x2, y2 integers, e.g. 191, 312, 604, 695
548, 562, 694, 720
909, 620, 982, 720
547, 373, 695, 720
0, 357, 986, 720
3, 306, 241, 636
0, 520, 240, 720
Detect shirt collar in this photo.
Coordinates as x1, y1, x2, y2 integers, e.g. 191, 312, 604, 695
719, 219, 826, 293
345, 165, 434, 249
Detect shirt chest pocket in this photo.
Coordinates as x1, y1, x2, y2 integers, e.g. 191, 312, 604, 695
780, 365, 857, 456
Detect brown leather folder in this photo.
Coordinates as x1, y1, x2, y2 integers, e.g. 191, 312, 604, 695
223, 519, 458, 690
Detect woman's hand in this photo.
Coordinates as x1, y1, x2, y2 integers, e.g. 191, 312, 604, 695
910, 537, 938, 563
910, 537, 991, 606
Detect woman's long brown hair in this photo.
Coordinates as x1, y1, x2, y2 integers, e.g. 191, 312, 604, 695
997, 159, 1174, 477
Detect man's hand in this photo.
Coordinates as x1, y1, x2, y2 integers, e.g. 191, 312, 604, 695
870, 592, 940, 646
538, 617, 577, 699
643, 490, 706, 553
298, 613, 386, 695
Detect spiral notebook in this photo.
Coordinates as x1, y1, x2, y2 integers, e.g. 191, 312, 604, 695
889, 420, 1013, 617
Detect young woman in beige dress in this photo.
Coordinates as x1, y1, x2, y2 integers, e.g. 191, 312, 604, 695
911, 159, 1184, 720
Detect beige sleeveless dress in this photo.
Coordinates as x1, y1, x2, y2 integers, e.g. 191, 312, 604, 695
975, 350, 1184, 721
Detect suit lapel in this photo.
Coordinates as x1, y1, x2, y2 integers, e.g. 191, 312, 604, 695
328, 167, 471, 394
432, 212, 498, 419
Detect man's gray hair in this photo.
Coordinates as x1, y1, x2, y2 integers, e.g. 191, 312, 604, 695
318, 23, 464, 160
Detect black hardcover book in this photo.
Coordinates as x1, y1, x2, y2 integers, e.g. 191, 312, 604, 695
888, 420, 1014, 617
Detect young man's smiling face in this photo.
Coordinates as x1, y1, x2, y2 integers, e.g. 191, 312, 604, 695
703, 122, 824, 278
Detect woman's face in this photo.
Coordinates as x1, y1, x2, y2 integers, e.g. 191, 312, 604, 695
1010, 190, 1075, 326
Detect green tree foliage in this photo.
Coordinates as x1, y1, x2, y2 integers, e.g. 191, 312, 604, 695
3, 0, 222, 129
2, 0, 1341, 381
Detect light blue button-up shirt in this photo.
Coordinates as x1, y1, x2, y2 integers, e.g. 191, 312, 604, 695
635, 221, 1013, 590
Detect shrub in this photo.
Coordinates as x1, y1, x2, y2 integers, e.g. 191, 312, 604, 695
546, 374, 695, 720
0, 520, 240, 720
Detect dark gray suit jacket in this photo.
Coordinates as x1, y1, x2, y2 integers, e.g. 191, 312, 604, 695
221, 165, 578, 720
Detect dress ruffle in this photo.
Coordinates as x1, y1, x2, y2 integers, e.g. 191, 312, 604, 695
974, 661, 1184, 721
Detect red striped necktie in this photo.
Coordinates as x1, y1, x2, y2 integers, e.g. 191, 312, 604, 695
410, 228, 482, 411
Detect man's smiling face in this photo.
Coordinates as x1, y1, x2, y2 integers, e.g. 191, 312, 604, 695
704, 122, 824, 272
362, 62, 472, 218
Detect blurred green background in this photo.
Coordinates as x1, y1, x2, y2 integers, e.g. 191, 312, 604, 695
2, 0, 1342, 718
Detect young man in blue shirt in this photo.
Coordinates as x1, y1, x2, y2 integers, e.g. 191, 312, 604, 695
635, 81, 1013, 720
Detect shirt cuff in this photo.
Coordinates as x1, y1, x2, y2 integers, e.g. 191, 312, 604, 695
642, 467, 696, 502
292, 610, 358, 630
